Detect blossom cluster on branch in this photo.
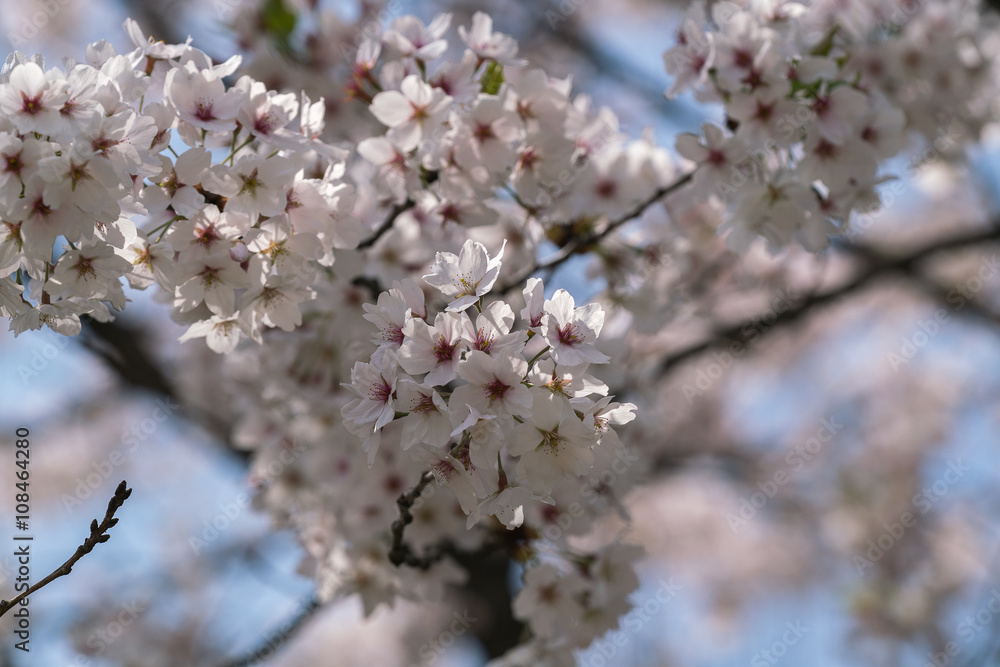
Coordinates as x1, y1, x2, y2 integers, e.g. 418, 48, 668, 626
665, 0, 998, 251
5, 0, 1000, 664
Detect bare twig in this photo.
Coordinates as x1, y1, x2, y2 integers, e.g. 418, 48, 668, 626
0, 481, 132, 617
497, 171, 693, 294
387, 471, 437, 567
655, 225, 1000, 378
217, 596, 321, 667
357, 199, 417, 250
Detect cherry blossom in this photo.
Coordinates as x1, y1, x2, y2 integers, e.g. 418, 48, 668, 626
164, 60, 245, 133
540, 289, 610, 366
423, 238, 506, 312
369, 75, 452, 153
5, 7, 1000, 664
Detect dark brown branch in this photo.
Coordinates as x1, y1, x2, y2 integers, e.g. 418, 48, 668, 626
497, 171, 693, 294
217, 595, 321, 667
357, 199, 417, 250
80, 317, 251, 466
655, 225, 1000, 378
0, 481, 132, 617
387, 436, 506, 570
844, 241, 1000, 325
388, 471, 436, 567
80, 319, 176, 399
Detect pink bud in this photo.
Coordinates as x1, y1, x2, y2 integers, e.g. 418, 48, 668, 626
229, 242, 249, 263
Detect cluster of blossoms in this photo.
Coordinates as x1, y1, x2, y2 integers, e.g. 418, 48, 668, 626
157, 12, 652, 664
664, 0, 998, 251
341, 238, 639, 663
12, 1, 1000, 664
0, 17, 656, 661
0, 20, 357, 346
345, 239, 635, 520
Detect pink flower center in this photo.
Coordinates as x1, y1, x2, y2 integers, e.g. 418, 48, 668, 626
369, 380, 392, 403
706, 149, 727, 167
254, 112, 275, 135
519, 147, 539, 170
475, 328, 494, 353
743, 68, 765, 90
411, 394, 437, 414
596, 179, 617, 199
733, 49, 754, 70
433, 459, 456, 480
557, 322, 585, 346
4, 152, 23, 176
813, 94, 830, 118
753, 99, 775, 122
485, 377, 510, 404
20, 92, 42, 116
384, 474, 404, 494
199, 266, 221, 286
439, 203, 460, 222
814, 139, 837, 159
196, 223, 222, 249
473, 123, 495, 142
73, 254, 96, 278
91, 134, 121, 155
194, 100, 216, 122
382, 325, 404, 346
31, 196, 52, 219
433, 335, 457, 363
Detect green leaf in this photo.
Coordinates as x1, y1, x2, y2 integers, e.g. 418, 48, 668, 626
809, 24, 840, 57
261, 0, 297, 43
480, 61, 505, 95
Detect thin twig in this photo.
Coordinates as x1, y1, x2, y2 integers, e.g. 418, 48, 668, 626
217, 596, 321, 667
655, 225, 1000, 378
0, 481, 132, 617
387, 471, 436, 567
357, 199, 416, 250
497, 172, 693, 294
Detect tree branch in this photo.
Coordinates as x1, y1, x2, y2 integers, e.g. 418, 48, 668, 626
357, 199, 417, 250
0, 481, 132, 617
497, 171, 693, 294
844, 241, 1000, 325
217, 595, 321, 667
655, 225, 1000, 378
388, 471, 437, 567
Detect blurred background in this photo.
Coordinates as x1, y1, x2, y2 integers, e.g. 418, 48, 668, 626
2, 0, 1000, 665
